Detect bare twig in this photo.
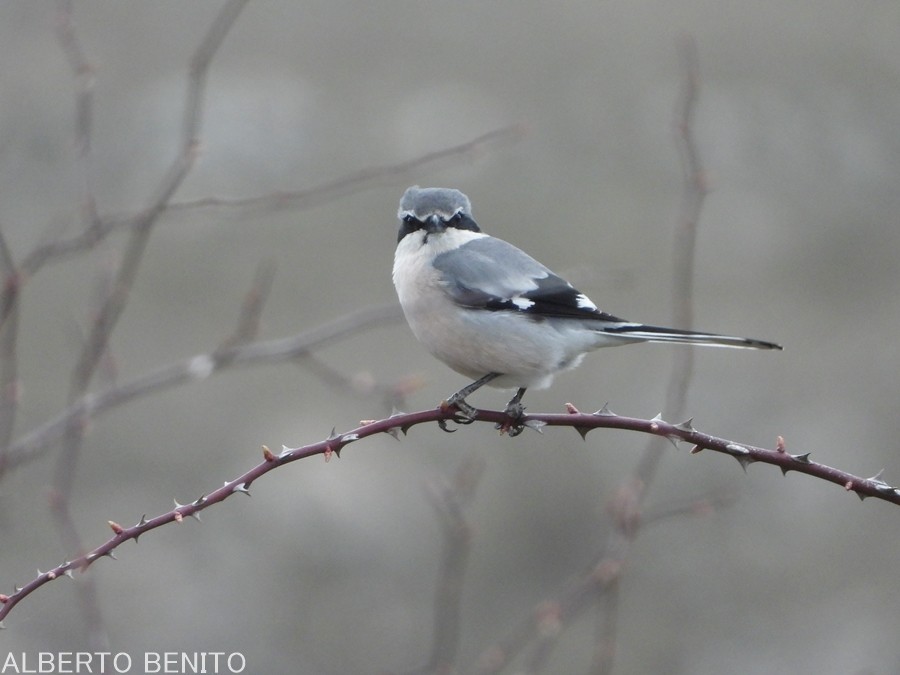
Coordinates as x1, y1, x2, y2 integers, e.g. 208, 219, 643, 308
165, 124, 526, 216
424, 458, 484, 674
13, 123, 524, 291
0, 227, 19, 473
216, 259, 277, 351
634, 36, 707, 490
297, 354, 420, 413
0, 405, 893, 625
48, 0, 250, 648
590, 38, 709, 672
400, 457, 485, 675
55, 0, 99, 226
0, 302, 403, 475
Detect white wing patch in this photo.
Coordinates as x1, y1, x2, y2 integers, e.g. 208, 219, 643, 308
510, 296, 535, 310
576, 293, 598, 311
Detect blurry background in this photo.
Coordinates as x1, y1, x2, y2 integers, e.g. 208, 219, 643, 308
1, 2, 899, 673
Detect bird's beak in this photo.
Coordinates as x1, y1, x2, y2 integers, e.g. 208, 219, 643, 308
424, 215, 445, 235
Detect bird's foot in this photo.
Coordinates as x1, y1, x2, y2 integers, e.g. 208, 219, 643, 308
495, 400, 527, 437
438, 395, 478, 432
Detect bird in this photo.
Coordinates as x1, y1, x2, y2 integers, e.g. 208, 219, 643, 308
392, 186, 781, 433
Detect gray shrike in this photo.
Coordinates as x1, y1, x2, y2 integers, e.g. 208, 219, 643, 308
392, 186, 781, 431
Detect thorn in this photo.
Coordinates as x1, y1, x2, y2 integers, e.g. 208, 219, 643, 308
134, 515, 148, 543
776, 435, 786, 452
65, 569, 75, 579
690, 444, 703, 454
328, 426, 339, 441
651, 413, 664, 423
857, 492, 867, 501
574, 426, 592, 440
674, 418, 695, 433
108, 520, 124, 535
726, 444, 754, 472
232, 482, 251, 496
866, 469, 886, 484
189, 510, 202, 522
400, 424, 413, 435
382, 408, 407, 434
14, 585, 21, 593
790, 452, 811, 464
0, 621, 4, 629
523, 419, 546, 434
665, 435, 680, 449
279, 445, 293, 459
734, 455, 754, 472
192, 495, 206, 506
565, 402, 580, 414
174, 498, 185, 509
341, 433, 360, 443
36, 569, 43, 577
594, 403, 616, 416
105, 550, 118, 560
262, 445, 276, 462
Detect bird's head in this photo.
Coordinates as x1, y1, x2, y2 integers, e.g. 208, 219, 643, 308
397, 186, 480, 242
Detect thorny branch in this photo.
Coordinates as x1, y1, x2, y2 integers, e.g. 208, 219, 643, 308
1, 404, 895, 625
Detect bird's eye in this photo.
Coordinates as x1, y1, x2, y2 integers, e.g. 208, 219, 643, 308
403, 215, 417, 224
451, 212, 463, 223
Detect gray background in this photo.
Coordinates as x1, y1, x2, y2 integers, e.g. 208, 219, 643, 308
1, 2, 899, 673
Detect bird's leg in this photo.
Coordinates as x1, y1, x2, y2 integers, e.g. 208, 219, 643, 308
504, 387, 527, 419
498, 387, 528, 437
440, 373, 500, 429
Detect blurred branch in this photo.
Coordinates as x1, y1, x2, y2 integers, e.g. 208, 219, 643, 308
11, 123, 524, 292
469, 38, 719, 673
297, 354, 422, 413
216, 259, 277, 351
163, 124, 526, 216
0, 226, 19, 473
588, 38, 709, 674
54, 0, 99, 226
0, 302, 403, 475
48, 1, 249, 648
1, 405, 894, 625
634, 36, 708, 492
402, 457, 486, 675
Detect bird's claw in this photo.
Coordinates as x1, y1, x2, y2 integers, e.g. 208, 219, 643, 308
439, 396, 478, 432
495, 401, 527, 437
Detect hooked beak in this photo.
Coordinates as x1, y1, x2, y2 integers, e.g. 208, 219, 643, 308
424, 215, 445, 235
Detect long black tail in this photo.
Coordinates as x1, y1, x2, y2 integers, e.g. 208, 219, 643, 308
599, 322, 782, 350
